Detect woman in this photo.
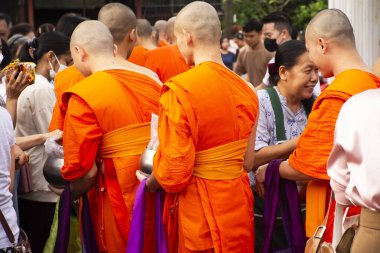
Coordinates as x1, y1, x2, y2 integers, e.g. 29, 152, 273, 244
220, 35, 235, 70
244, 40, 318, 252
0, 106, 19, 252
15, 31, 71, 253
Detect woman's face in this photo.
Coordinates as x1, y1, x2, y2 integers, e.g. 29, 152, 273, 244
282, 52, 318, 100
221, 38, 229, 50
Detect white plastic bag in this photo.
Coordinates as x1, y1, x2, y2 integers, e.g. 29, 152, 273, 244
44, 137, 64, 158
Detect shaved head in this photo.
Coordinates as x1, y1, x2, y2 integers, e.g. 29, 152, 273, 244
137, 19, 153, 39
98, 3, 136, 44
154, 20, 167, 34
166, 17, 176, 44
175, 1, 221, 45
71, 20, 114, 55
306, 9, 355, 47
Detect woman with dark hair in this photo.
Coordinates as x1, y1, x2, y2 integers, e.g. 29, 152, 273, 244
15, 31, 71, 253
9, 23, 35, 39
220, 35, 235, 70
244, 40, 318, 252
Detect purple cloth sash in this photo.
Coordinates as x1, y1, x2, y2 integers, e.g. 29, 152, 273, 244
127, 179, 168, 253
262, 159, 306, 253
54, 186, 98, 253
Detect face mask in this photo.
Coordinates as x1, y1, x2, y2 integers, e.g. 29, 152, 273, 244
48, 53, 67, 83
264, 38, 279, 52
0, 53, 3, 65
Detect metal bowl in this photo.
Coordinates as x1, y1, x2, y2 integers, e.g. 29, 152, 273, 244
43, 157, 68, 188
140, 148, 156, 175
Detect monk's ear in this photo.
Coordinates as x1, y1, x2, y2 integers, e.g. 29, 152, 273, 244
184, 31, 193, 48
113, 44, 118, 56
279, 66, 287, 81
75, 46, 86, 63
317, 37, 328, 54
129, 29, 137, 43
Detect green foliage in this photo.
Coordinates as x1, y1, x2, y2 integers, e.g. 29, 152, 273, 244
229, 0, 327, 31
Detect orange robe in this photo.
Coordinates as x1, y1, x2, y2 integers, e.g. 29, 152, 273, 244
288, 69, 380, 240
128, 45, 149, 67
153, 61, 258, 253
49, 65, 84, 131
144, 44, 191, 82
62, 69, 160, 252
158, 40, 168, 47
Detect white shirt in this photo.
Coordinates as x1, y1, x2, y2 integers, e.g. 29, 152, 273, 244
0, 76, 7, 102
0, 107, 19, 248
327, 89, 380, 211
15, 74, 58, 202
262, 57, 322, 97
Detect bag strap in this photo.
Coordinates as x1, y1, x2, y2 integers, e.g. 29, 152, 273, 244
0, 208, 16, 244
332, 203, 344, 248
266, 87, 286, 141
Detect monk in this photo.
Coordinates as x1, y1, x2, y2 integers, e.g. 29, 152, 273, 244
128, 19, 156, 67
137, 2, 258, 252
154, 20, 169, 47
62, 20, 160, 252
144, 17, 191, 82
50, 3, 162, 132
253, 9, 380, 242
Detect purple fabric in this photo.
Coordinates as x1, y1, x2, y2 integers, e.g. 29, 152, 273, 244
127, 178, 168, 253
81, 194, 99, 253
54, 186, 98, 253
54, 186, 71, 253
262, 159, 306, 253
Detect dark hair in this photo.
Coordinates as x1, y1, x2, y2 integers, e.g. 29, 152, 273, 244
9, 23, 33, 38
19, 31, 70, 63
220, 35, 229, 46
0, 13, 12, 26
243, 19, 263, 33
269, 40, 314, 115
262, 12, 292, 36
228, 24, 242, 37
56, 13, 87, 38
0, 39, 12, 70
7, 34, 29, 60
36, 23, 55, 37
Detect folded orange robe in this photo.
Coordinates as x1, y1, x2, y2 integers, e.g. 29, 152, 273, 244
144, 44, 191, 82
158, 40, 168, 47
154, 62, 258, 253
128, 45, 149, 67
62, 69, 160, 252
49, 66, 84, 131
288, 69, 380, 240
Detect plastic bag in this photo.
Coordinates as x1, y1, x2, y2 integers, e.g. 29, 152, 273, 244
44, 137, 64, 159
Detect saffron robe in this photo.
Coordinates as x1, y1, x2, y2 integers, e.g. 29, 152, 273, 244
128, 45, 149, 67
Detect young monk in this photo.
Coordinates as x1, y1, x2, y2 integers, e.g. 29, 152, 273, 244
154, 20, 169, 47
254, 9, 380, 242
50, 3, 162, 132
61, 20, 160, 252
144, 17, 191, 82
137, 2, 258, 252
128, 19, 156, 67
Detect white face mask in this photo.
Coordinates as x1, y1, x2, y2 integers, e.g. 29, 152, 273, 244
49, 53, 67, 83
0, 53, 4, 65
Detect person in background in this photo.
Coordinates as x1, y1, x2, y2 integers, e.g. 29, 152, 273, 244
234, 18, 273, 87
154, 19, 169, 47
7, 34, 29, 60
220, 35, 235, 70
0, 13, 12, 41
228, 23, 243, 54
56, 13, 87, 38
36, 23, 55, 37
15, 31, 71, 253
9, 23, 35, 39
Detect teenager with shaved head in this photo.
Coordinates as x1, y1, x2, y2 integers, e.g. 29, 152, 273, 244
255, 9, 380, 242
128, 19, 156, 66
138, 2, 258, 252
61, 20, 161, 252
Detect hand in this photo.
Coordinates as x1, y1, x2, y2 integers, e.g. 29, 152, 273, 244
14, 144, 29, 168
6, 70, 30, 100
255, 164, 267, 198
43, 129, 63, 142
48, 184, 64, 196
136, 170, 148, 182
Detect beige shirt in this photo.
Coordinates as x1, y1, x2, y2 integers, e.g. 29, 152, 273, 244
234, 43, 273, 87
15, 74, 58, 202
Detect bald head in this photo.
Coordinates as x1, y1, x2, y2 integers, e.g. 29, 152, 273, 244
175, 1, 221, 46
71, 20, 114, 56
137, 19, 153, 39
98, 3, 136, 44
165, 17, 177, 44
306, 9, 355, 47
154, 20, 167, 33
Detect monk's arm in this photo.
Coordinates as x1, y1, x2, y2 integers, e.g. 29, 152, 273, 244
244, 117, 258, 171
62, 95, 102, 197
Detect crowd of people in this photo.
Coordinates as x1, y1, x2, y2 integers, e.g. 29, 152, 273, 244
0, 1, 380, 253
